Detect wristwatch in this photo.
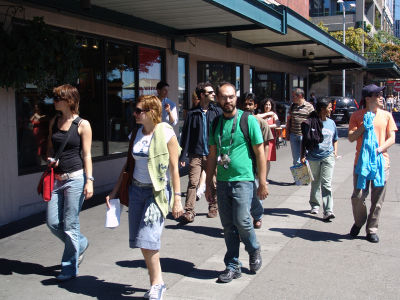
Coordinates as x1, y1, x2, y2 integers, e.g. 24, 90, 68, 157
88, 176, 95, 181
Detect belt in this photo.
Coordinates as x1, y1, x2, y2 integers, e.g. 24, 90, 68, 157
54, 169, 84, 181
132, 178, 153, 188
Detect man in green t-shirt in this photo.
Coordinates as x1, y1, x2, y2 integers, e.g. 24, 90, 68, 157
206, 82, 268, 283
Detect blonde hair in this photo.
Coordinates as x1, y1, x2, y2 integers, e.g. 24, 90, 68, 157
137, 95, 162, 124
53, 84, 80, 114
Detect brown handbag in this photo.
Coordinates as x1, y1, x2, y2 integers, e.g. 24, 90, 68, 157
119, 128, 138, 207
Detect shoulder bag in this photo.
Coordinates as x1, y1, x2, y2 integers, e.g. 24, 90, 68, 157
37, 117, 81, 201
118, 127, 139, 207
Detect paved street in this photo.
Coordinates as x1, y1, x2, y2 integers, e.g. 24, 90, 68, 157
1, 126, 400, 299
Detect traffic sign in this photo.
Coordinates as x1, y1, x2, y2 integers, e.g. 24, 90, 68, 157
394, 82, 400, 92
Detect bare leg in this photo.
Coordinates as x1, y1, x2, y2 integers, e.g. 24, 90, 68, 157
141, 248, 163, 285
266, 161, 271, 182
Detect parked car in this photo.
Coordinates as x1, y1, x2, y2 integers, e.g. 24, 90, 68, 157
321, 96, 359, 123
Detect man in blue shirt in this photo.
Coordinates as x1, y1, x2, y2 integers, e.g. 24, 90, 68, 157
156, 81, 178, 126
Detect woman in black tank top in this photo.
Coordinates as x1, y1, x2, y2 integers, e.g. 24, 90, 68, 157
46, 84, 93, 281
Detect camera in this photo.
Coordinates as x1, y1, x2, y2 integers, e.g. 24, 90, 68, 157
217, 154, 231, 169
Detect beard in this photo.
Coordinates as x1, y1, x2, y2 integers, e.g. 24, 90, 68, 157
222, 104, 235, 113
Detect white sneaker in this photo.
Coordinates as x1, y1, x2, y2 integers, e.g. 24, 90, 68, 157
310, 207, 319, 214
323, 211, 335, 221
148, 284, 166, 300
196, 184, 205, 199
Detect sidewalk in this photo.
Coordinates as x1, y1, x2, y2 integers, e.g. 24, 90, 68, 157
1, 132, 400, 299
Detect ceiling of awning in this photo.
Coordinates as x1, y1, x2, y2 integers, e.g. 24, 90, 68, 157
23, 0, 367, 71
366, 62, 400, 79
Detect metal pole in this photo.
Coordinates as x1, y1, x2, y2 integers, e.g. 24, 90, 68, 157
342, 3, 346, 98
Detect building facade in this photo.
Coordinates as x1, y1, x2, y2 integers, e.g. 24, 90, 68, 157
0, 0, 365, 226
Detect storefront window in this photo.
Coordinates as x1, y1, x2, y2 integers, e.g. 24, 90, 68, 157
15, 32, 165, 174
139, 47, 161, 96
198, 62, 234, 89
106, 42, 136, 155
235, 65, 242, 97
178, 55, 188, 132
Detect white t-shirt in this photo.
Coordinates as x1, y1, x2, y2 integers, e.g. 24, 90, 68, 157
130, 124, 175, 184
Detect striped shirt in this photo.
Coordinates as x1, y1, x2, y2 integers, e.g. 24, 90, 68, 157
289, 100, 314, 136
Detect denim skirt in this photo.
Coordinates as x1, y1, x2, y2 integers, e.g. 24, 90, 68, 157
128, 183, 169, 250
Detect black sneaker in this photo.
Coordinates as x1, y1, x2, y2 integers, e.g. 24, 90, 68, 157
249, 248, 262, 273
366, 233, 379, 243
217, 268, 241, 283
349, 224, 361, 237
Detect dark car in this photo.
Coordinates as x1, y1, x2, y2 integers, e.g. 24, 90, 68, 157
321, 96, 359, 123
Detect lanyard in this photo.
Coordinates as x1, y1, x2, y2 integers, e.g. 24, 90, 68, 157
218, 111, 238, 156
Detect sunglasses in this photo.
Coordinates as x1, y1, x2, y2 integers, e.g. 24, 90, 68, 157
53, 95, 65, 102
205, 91, 215, 95
134, 107, 149, 114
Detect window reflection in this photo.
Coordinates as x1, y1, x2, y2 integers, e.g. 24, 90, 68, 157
106, 42, 136, 154
139, 47, 161, 96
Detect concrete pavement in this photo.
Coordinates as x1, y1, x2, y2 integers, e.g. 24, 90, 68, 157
1, 126, 400, 299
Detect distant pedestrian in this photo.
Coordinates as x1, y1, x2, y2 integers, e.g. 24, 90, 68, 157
179, 82, 222, 223
300, 98, 338, 220
156, 81, 178, 126
206, 82, 267, 283
241, 93, 274, 229
309, 92, 317, 107
286, 88, 314, 165
258, 98, 281, 182
348, 84, 397, 243
46, 84, 93, 281
106, 95, 183, 299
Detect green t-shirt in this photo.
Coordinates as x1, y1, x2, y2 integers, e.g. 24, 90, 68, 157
209, 109, 263, 181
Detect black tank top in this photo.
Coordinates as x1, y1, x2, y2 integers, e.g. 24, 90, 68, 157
52, 117, 83, 174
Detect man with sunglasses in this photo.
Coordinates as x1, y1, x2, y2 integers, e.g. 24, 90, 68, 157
348, 84, 397, 243
179, 82, 222, 223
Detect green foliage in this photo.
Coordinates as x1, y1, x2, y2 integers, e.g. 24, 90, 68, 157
317, 21, 328, 33
0, 17, 81, 93
330, 27, 367, 53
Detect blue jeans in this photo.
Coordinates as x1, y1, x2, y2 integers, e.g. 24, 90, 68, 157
290, 133, 303, 165
250, 181, 263, 221
47, 174, 88, 276
217, 181, 260, 270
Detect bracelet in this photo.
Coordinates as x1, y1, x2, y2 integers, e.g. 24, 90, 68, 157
174, 192, 181, 196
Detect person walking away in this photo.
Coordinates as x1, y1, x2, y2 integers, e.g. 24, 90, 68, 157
258, 98, 281, 182
46, 84, 93, 281
348, 84, 397, 243
286, 88, 314, 165
241, 93, 274, 229
179, 82, 222, 222
206, 83, 268, 283
106, 95, 184, 299
156, 81, 178, 126
300, 98, 338, 220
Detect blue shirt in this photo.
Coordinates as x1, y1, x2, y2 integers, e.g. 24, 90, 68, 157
307, 118, 338, 161
201, 109, 209, 155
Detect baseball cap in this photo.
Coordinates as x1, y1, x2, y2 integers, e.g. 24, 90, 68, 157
362, 84, 385, 98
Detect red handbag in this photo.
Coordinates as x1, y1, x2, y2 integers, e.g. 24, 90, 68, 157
37, 167, 54, 201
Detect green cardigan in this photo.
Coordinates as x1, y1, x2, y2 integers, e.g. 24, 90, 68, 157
148, 122, 180, 218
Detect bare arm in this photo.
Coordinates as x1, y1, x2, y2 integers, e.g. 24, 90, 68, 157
79, 120, 93, 200
105, 161, 127, 209
168, 135, 183, 219
333, 140, 338, 157
348, 123, 364, 142
378, 130, 396, 153
253, 143, 268, 199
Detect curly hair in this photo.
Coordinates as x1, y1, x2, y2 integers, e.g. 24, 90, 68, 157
137, 95, 162, 125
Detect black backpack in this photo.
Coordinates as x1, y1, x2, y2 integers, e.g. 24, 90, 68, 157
211, 111, 257, 173
301, 113, 323, 151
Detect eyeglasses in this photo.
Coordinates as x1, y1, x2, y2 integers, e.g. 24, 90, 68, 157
134, 107, 149, 114
205, 90, 215, 95
53, 96, 65, 102
219, 94, 236, 101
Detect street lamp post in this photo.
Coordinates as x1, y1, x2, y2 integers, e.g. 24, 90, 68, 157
338, 0, 346, 98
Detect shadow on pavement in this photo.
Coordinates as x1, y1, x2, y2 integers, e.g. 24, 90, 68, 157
269, 228, 351, 242
268, 180, 296, 186
41, 275, 145, 299
264, 208, 320, 221
117, 257, 219, 280
0, 258, 59, 276
164, 224, 223, 238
